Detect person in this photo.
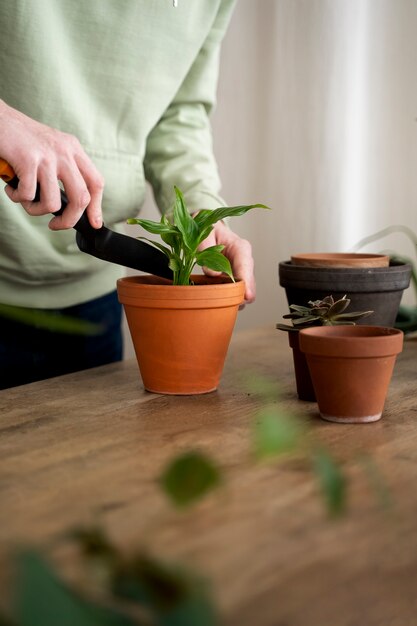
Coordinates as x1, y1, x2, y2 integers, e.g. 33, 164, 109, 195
0, 0, 255, 389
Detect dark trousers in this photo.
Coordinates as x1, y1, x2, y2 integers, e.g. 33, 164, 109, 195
0, 291, 123, 390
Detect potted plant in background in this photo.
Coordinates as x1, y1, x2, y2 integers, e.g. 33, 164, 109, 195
278, 253, 411, 327
351, 225, 417, 333
299, 325, 404, 424
276, 295, 373, 401
117, 188, 268, 395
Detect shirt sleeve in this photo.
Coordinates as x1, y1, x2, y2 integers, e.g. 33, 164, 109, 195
143, 0, 237, 214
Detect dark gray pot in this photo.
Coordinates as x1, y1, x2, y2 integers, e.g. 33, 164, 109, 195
278, 259, 412, 326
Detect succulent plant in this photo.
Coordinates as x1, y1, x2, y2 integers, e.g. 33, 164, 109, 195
276, 295, 373, 332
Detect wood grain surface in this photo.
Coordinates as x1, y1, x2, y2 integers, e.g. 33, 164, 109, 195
1, 327, 417, 625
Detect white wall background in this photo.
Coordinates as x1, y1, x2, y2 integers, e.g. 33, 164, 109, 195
124, 0, 417, 356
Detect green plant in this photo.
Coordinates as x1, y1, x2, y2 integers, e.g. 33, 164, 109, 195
127, 187, 268, 285
276, 295, 373, 332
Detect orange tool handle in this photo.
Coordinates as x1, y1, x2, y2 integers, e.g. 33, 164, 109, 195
0, 159, 16, 183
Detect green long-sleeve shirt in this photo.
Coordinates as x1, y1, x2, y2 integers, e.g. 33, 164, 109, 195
0, 0, 235, 307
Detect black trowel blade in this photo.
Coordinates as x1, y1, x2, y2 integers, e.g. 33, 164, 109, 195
76, 227, 172, 279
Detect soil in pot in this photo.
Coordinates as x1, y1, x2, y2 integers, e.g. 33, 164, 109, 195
291, 253, 389, 268
279, 259, 412, 327
117, 274, 245, 395
299, 326, 404, 423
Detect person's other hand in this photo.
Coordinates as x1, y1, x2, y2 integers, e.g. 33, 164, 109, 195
198, 219, 255, 305
0, 100, 103, 230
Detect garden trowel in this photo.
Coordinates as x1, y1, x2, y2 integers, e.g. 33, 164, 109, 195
0, 158, 172, 280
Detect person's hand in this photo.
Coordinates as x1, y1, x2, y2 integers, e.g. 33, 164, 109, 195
0, 100, 103, 230
198, 219, 255, 305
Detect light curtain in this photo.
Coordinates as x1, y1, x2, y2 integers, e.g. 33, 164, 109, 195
212, 0, 417, 328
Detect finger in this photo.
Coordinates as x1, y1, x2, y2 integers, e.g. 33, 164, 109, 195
202, 266, 222, 277
75, 153, 104, 229
228, 239, 256, 303
199, 224, 256, 301
49, 165, 90, 230
20, 165, 61, 217
4, 165, 37, 205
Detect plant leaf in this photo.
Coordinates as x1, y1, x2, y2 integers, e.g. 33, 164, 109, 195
137, 237, 172, 258
192, 209, 215, 227
292, 315, 320, 325
168, 256, 181, 272
357, 454, 391, 510
333, 310, 373, 321
312, 448, 347, 517
0, 305, 104, 336
327, 297, 350, 317
275, 323, 298, 332
127, 217, 175, 236
195, 248, 233, 280
113, 555, 218, 626
15, 551, 134, 626
318, 295, 335, 306
253, 408, 305, 459
195, 204, 269, 231
160, 451, 221, 508
173, 187, 199, 251
289, 304, 312, 314
161, 229, 181, 249
309, 307, 329, 316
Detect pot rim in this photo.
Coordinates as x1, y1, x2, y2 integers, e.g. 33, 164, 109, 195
291, 252, 389, 268
117, 274, 245, 308
299, 325, 404, 358
279, 258, 411, 273
278, 259, 412, 291
118, 274, 242, 287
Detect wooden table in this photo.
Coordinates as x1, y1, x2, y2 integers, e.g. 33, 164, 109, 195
1, 327, 417, 625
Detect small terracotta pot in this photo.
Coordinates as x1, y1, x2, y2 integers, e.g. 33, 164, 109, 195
299, 326, 403, 423
291, 253, 389, 268
287, 331, 316, 401
117, 275, 245, 395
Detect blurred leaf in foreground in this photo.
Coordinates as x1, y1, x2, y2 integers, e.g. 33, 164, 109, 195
113, 554, 217, 626
160, 451, 221, 508
15, 551, 135, 626
254, 407, 306, 459
312, 448, 347, 517
357, 454, 392, 510
0, 304, 104, 336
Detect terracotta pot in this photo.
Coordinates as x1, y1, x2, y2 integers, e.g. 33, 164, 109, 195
117, 275, 245, 395
291, 252, 389, 268
279, 259, 412, 327
287, 331, 316, 402
299, 326, 404, 423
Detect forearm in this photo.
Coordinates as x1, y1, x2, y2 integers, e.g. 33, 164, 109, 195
144, 101, 225, 213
